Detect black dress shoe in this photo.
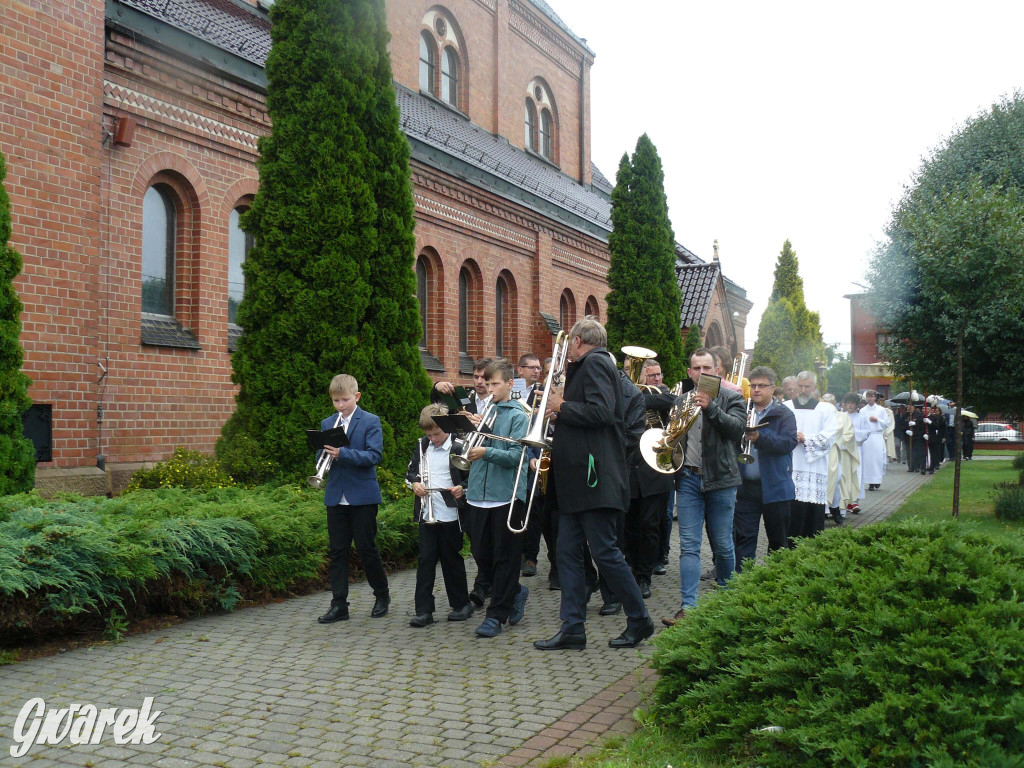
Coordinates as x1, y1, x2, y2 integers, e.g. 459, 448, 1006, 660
447, 603, 474, 621
409, 612, 434, 627
317, 606, 349, 624
653, 561, 667, 576
598, 602, 622, 616
638, 579, 652, 599
469, 587, 490, 607
548, 576, 561, 591
609, 617, 655, 649
533, 629, 586, 650
371, 595, 390, 618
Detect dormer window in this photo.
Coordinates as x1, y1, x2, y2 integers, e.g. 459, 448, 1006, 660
524, 78, 557, 163
420, 10, 466, 111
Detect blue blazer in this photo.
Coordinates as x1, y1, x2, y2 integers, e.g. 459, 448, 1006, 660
322, 407, 383, 507
750, 401, 799, 504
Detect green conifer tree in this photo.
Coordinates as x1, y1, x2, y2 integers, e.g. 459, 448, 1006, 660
754, 240, 825, 379
219, 0, 430, 479
681, 323, 703, 364
0, 150, 35, 494
606, 134, 686, 383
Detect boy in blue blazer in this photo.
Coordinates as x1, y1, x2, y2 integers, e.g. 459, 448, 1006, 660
317, 374, 390, 624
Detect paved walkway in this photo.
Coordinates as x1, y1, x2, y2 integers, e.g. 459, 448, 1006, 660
0, 465, 934, 767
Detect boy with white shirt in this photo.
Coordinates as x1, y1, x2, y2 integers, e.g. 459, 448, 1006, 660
405, 403, 474, 627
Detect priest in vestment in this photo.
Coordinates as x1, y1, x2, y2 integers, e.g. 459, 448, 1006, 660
784, 371, 837, 539
858, 390, 890, 490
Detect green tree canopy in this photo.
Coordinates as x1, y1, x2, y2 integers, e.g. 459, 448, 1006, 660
868, 93, 1024, 418
605, 134, 686, 384
0, 149, 35, 494
218, 0, 430, 480
753, 240, 825, 380
681, 323, 703, 367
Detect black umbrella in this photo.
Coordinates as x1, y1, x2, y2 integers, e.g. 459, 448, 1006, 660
889, 390, 925, 405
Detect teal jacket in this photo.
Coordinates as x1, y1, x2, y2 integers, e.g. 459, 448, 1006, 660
466, 399, 530, 504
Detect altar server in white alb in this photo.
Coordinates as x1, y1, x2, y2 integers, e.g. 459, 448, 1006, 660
857, 390, 890, 491
784, 371, 837, 540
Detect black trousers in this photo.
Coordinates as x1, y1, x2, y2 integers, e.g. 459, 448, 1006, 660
595, 508, 626, 604
734, 480, 790, 573
557, 507, 648, 634
658, 492, 673, 563
909, 440, 927, 472
522, 492, 558, 580
928, 437, 944, 470
788, 500, 824, 543
962, 434, 974, 459
326, 504, 389, 608
468, 501, 525, 623
414, 520, 470, 615
625, 492, 669, 581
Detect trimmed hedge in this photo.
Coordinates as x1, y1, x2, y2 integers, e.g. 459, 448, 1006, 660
0, 486, 416, 644
652, 518, 1024, 768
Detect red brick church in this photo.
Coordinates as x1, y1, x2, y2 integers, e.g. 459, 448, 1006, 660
0, 0, 750, 493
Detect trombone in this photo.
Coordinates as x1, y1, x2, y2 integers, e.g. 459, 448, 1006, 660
508, 331, 569, 533
308, 412, 343, 489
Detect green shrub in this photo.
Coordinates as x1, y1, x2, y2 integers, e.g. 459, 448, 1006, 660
0, 485, 420, 644
214, 432, 280, 487
994, 482, 1024, 522
1011, 454, 1024, 472
652, 518, 1024, 768
125, 447, 235, 492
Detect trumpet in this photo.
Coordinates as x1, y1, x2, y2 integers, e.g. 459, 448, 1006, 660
509, 331, 569, 533
418, 439, 439, 524
737, 399, 757, 464
308, 412, 343, 488
450, 400, 524, 471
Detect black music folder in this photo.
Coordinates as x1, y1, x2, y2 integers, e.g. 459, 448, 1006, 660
306, 426, 350, 450
431, 414, 477, 435
437, 386, 472, 413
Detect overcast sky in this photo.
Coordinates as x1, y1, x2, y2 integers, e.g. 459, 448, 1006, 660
548, 0, 1024, 352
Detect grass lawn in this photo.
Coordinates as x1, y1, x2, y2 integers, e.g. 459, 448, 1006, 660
890, 458, 1024, 542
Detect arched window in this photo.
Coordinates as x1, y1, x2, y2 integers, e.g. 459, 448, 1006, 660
496, 278, 507, 358
142, 185, 175, 316
540, 109, 552, 159
442, 48, 459, 108
416, 256, 429, 348
419, 32, 436, 94
228, 206, 252, 325
459, 268, 469, 355
585, 295, 600, 320
559, 289, 576, 331
525, 99, 537, 149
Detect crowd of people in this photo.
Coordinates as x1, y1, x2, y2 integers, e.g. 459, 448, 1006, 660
309, 318, 956, 648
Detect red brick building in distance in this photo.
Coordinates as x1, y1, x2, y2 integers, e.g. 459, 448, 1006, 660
847, 293, 894, 397
1, 0, 750, 493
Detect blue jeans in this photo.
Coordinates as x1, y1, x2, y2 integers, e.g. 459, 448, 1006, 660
675, 469, 737, 609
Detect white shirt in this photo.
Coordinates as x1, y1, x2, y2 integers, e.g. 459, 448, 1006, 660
423, 437, 459, 523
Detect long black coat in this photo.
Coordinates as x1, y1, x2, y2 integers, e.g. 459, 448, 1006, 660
549, 346, 630, 515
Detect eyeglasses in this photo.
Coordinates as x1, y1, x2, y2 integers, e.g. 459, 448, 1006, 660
647, 372, 663, 378
523, 365, 542, 370
749, 383, 772, 390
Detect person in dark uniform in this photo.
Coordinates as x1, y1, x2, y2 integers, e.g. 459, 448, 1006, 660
534, 317, 653, 651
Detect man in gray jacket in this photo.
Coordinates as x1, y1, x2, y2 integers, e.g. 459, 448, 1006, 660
663, 348, 746, 626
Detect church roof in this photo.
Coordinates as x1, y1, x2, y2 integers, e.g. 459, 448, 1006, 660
676, 262, 720, 327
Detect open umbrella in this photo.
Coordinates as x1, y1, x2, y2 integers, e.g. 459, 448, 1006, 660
889, 391, 925, 405
960, 409, 978, 420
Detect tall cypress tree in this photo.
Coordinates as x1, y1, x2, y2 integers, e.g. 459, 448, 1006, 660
0, 149, 35, 494
753, 240, 825, 379
681, 323, 703, 363
219, 0, 430, 479
606, 134, 685, 383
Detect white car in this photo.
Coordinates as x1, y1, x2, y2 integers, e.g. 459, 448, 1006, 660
974, 422, 1023, 442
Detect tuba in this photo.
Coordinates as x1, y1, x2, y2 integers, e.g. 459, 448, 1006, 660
622, 345, 664, 428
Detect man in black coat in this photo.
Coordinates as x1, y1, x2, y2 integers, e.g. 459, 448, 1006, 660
533, 317, 653, 651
